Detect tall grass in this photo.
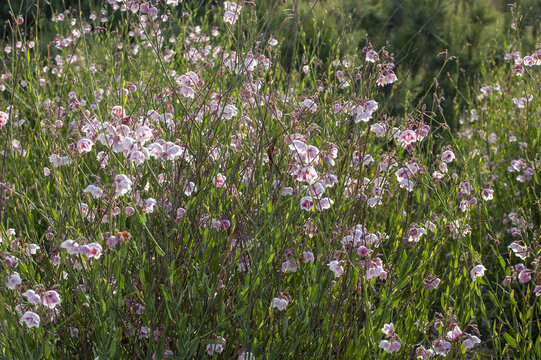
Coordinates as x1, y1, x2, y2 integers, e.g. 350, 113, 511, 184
0, 1, 539, 359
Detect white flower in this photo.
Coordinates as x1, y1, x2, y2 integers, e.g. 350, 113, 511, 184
272, 297, 289, 311
83, 184, 103, 199
470, 265, 487, 281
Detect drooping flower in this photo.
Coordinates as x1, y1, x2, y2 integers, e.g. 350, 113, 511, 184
113, 174, 132, 197
272, 296, 289, 311
77, 138, 94, 154
328, 260, 345, 278
300, 251, 315, 263
83, 184, 103, 199
379, 339, 401, 353
441, 150, 456, 163
22, 289, 42, 305
415, 346, 434, 359
463, 335, 481, 349
206, 337, 226, 356
281, 259, 299, 273
43, 290, 62, 309
21, 311, 40, 328
111, 105, 125, 119
446, 325, 462, 342
470, 265, 487, 281
61, 239, 80, 254
300, 196, 314, 211
6, 272, 22, 289
382, 323, 395, 337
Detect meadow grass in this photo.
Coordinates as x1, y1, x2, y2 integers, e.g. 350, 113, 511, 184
0, 1, 539, 359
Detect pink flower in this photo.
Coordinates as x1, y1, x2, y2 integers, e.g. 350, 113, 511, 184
415, 346, 434, 359
382, 323, 395, 337
365, 50, 379, 63
302, 99, 317, 113
43, 290, 61, 309
366, 258, 386, 280
222, 105, 238, 119
213, 173, 226, 188
481, 188, 494, 201
21, 311, 40, 328
318, 197, 333, 210
61, 239, 80, 254
446, 325, 462, 342
328, 260, 345, 278
206, 337, 226, 356
143, 198, 157, 213
423, 277, 441, 291
300, 196, 314, 211
176, 208, 186, 222
518, 269, 533, 284
83, 184, 103, 199
470, 265, 487, 281
23, 289, 42, 305
111, 105, 125, 119
508, 242, 529, 260
300, 251, 314, 263
0, 111, 8, 128
281, 259, 299, 273
441, 150, 456, 163
357, 246, 369, 257
406, 226, 427, 245
433, 339, 451, 355
295, 166, 318, 184
113, 174, 132, 197
463, 335, 481, 349
223, 10, 238, 24
6, 272, 22, 289
86, 243, 103, 259
77, 138, 94, 154
272, 296, 289, 311
379, 339, 401, 353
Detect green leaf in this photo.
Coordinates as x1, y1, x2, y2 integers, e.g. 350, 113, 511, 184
503, 333, 518, 349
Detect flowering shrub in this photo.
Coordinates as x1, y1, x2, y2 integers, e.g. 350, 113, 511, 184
0, 1, 539, 359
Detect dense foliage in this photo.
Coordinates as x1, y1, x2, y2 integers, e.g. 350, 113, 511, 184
0, 0, 539, 359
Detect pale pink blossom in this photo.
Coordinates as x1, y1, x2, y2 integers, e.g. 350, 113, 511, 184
470, 265, 487, 281
463, 335, 481, 349
328, 260, 345, 278
6, 272, 22, 289
281, 259, 299, 273
272, 297, 289, 311
22, 289, 42, 305
382, 323, 395, 336
83, 184, 103, 199
446, 325, 462, 342
143, 198, 157, 213
43, 290, 62, 309
21, 311, 40, 328
300, 251, 314, 263
113, 174, 132, 197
